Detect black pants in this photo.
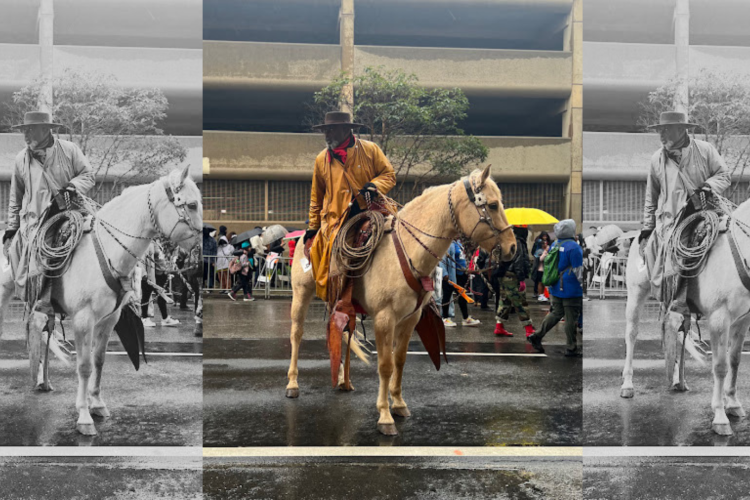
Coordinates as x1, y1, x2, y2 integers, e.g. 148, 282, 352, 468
442, 273, 469, 319
203, 261, 215, 289
142, 273, 169, 319
231, 273, 252, 296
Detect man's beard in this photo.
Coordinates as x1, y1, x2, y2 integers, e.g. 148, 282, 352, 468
326, 136, 344, 149
26, 131, 53, 150
662, 131, 689, 150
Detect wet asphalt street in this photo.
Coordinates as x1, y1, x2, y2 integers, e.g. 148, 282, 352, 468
203, 294, 582, 447
583, 298, 750, 446
0, 302, 202, 446
583, 456, 750, 499
204, 456, 582, 500
0, 456, 201, 499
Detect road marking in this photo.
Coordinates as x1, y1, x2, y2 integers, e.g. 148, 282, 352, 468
0, 447, 202, 457
204, 447, 582, 458
408, 351, 547, 358
585, 447, 750, 458
70, 351, 203, 358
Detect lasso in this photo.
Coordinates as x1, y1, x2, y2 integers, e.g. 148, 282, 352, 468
332, 210, 387, 279
34, 210, 87, 278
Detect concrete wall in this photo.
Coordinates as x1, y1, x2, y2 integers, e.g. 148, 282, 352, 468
203, 41, 341, 91
0, 44, 202, 136
0, 134, 203, 182
203, 131, 572, 182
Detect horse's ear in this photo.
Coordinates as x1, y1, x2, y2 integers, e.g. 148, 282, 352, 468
478, 164, 492, 189
179, 164, 190, 187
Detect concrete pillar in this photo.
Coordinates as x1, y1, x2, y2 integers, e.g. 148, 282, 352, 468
339, 0, 355, 114
674, 0, 690, 113
38, 0, 54, 113
562, 0, 583, 229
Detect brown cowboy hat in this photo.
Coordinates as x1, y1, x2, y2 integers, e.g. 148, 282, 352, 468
11, 111, 64, 129
647, 111, 699, 129
312, 111, 365, 129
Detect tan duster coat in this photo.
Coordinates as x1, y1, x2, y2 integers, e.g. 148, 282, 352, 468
8, 138, 95, 298
308, 138, 396, 300
643, 137, 730, 295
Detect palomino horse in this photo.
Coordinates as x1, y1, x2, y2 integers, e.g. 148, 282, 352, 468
620, 199, 750, 435
0, 166, 202, 435
286, 165, 516, 435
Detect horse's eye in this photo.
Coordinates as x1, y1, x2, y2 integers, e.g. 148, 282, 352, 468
187, 202, 198, 210
488, 203, 499, 211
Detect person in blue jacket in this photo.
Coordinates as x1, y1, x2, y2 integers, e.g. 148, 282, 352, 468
439, 240, 480, 327
527, 219, 583, 356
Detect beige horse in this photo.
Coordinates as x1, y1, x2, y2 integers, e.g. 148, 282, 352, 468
0, 166, 202, 435
286, 165, 516, 435
620, 199, 750, 435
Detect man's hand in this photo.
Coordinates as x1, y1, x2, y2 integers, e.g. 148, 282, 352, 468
3, 229, 17, 245
690, 186, 712, 211
639, 228, 653, 243
359, 182, 378, 198
303, 228, 318, 244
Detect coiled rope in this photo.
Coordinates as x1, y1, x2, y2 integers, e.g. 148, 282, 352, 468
34, 210, 87, 278
332, 210, 387, 279
667, 209, 723, 278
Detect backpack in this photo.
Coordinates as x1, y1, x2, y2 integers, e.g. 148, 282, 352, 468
228, 258, 241, 275
541, 242, 562, 287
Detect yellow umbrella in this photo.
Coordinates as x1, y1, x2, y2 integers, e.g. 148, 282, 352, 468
504, 208, 559, 226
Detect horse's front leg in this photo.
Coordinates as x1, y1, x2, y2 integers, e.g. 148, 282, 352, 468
88, 315, 118, 419
708, 312, 732, 435
0, 267, 15, 339
725, 319, 748, 418
73, 311, 97, 435
374, 313, 397, 436
389, 312, 420, 418
285, 278, 315, 399
621, 283, 647, 398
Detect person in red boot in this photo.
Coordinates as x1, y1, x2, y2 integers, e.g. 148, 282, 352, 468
494, 226, 535, 337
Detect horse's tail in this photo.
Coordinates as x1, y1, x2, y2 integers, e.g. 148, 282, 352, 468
344, 329, 371, 366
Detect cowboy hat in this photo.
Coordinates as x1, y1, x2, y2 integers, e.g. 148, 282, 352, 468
11, 111, 64, 129
647, 111, 699, 129
312, 111, 365, 129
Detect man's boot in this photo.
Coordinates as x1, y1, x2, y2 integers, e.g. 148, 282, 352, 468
494, 322, 513, 337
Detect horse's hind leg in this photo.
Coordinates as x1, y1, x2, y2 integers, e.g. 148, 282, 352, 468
88, 317, 117, 419
390, 313, 420, 418
621, 282, 648, 398
725, 319, 749, 419
72, 312, 97, 435
0, 268, 15, 339
708, 311, 732, 435
374, 312, 397, 436
285, 277, 315, 399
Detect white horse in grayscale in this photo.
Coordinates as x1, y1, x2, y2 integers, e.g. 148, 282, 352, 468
621, 199, 750, 435
0, 166, 202, 435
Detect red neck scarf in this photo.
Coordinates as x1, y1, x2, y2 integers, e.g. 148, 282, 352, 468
327, 134, 355, 165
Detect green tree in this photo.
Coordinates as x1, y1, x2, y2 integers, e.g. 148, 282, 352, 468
639, 69, 750, 198
2, 68, 187, 196
307, 67, 488, 196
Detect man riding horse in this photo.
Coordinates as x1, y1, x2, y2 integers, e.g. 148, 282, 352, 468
639, 110, 730, 327
304, 111, 396, 301
4, 111, 95, 329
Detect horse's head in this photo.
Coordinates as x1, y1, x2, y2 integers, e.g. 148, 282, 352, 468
451, 164, 516, 261
151, 165, 203, 251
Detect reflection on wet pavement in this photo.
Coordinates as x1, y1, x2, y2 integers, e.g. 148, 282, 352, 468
204, 456, 582, 500
583, 298, 750, 446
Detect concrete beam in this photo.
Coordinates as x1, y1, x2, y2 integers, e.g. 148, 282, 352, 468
0, 133, 203, 182
203, 131, 572, 182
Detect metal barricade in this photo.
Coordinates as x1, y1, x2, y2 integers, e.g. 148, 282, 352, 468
254, 254, 293, 298
587, 253, 628, 299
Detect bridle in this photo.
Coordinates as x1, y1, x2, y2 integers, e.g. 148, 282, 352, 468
147, 176, 201, 246
447, 175, 513, 250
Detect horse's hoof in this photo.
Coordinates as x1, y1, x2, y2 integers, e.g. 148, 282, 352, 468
620, 388, 634, 399
337, 383, 355, 392
712, 422, 733, 436
726, 406, 746, 418
391, 406, 411, 418
377, 423, 398, 436
76, 423, 97, 436
671, 383, 690, 392
35, 381, 54, 392
285, 388, 299, 399
90, 406, 111, 418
